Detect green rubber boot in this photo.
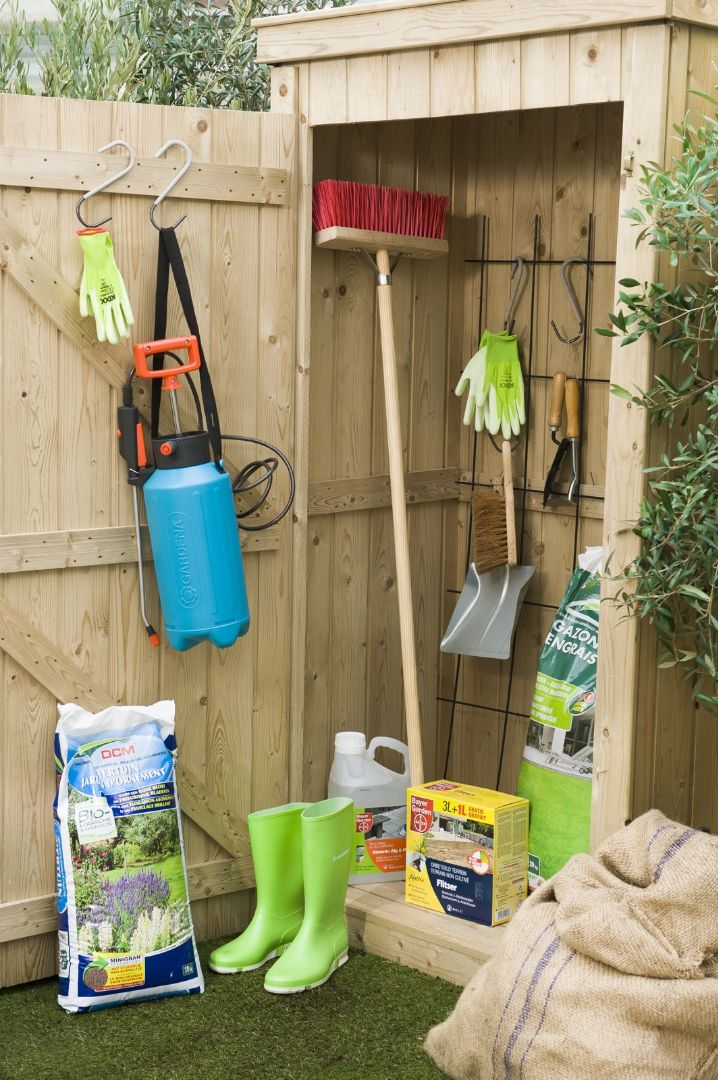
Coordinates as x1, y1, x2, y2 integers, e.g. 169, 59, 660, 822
209, 802, 310, 974
264, 797, 353, 994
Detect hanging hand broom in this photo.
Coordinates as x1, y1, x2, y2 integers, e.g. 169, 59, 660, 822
313, 179, 450, 786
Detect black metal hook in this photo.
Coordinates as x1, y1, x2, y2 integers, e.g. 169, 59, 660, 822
503, 256, 526, 334
551, 256, 593, 344
488, 432, 520, 454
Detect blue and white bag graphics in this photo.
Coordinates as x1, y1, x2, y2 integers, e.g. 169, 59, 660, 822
54, 700, 203, 1012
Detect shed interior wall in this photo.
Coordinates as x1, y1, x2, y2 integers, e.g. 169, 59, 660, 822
304, 102, 623, 800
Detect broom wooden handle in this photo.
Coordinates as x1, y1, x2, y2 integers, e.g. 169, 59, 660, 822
502, 439, 517, 568
375, 247, 424, 785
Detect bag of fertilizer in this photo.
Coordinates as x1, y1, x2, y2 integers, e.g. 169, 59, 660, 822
54, 701, 203, 1012
516, 547, 601, 889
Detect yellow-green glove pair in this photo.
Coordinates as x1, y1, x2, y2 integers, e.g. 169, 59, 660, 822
455, 329, 525, 440
77, 228, 134, 344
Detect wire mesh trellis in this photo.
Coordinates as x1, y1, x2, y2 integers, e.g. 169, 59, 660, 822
441, 213, 614, 789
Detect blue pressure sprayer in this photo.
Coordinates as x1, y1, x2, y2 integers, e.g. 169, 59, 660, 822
124, 334, 249, 651
117, 225, 294, 652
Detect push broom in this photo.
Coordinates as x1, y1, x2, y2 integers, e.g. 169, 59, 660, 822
313, 179, 450, 786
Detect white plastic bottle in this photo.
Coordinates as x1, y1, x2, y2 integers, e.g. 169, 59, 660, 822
328, 732, 411, 884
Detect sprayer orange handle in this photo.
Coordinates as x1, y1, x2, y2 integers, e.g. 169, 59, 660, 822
133, 335, 201, 380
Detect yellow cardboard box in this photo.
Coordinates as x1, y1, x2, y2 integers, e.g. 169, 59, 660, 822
405, 780, 528, 926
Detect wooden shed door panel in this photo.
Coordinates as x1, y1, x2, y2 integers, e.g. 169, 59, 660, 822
0, 95, 297, 988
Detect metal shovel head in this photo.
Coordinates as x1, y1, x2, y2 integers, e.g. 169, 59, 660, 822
544, 437, 579, 507
441, 561, 536, 660
545, 490, 577, 508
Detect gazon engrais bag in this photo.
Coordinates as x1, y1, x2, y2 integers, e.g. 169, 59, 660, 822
517, 547, 601, 888
54, 701, 203, 1012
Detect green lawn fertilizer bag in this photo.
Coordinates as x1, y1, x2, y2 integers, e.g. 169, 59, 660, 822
54, 700, 203, 1012
516, 547, 601, 890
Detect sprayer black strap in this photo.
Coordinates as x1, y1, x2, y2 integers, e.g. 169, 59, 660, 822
152, 226, 224, 470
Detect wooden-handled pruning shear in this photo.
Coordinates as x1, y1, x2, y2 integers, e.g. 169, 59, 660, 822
543, 371, 581, 507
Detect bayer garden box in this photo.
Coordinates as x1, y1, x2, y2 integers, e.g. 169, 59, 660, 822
405, 780, 528, 927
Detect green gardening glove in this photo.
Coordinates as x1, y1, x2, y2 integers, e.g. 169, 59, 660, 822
77, 228, 134, 345
483, 330, 525, 440
455, 330, 489, 431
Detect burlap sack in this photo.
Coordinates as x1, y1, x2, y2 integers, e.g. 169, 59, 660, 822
425, 811, 718, 1080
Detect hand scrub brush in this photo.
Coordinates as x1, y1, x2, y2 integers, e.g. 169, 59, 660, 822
313, 179, 449, 785
442, 439, 534, 661
471, 442, 517, 574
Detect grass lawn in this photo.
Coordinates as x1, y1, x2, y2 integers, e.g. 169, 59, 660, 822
103, 854, 186, 903
518, 759, 591, 880
0, 942, 460, 1080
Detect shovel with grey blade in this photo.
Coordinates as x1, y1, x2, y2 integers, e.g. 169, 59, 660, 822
441, 440, 535, 660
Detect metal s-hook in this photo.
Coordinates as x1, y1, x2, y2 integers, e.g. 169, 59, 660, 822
149, 139, 193, 231
76, 140, 137, 230
503, 256, 526, 333
551, 256, 592, 344
488, 431, 520, 454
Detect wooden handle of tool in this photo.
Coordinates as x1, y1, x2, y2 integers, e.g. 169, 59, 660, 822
565, 377, 581, 439
549, 371, 566, 431
502, 439, 517, 568
375, 247, 424, 785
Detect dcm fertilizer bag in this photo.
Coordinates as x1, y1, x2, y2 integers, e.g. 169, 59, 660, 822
517, 547, 601, 888
54, 701, 203, 1012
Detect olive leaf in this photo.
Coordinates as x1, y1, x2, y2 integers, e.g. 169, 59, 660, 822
0, 0, 348, 110
601, 99, 718, 711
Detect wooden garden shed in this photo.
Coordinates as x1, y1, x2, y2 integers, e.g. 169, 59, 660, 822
254, 0, 718, 975
1, 1, 718, 990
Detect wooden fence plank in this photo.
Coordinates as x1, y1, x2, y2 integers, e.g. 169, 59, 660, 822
174, 764, 250, 859
0, 95, 297, 986
347, 54, 389, 122
475, 40, 521, 113
0, 593, 249, 857
0, 856, 255, 946
593, 24, 672, 847
430, 45, 476, 117
0, 210, 254, 482
0, 145, 288, 205
0, 92, 61, 991
0, 208, 134, 388
521, 34, 571, 109
308, 59, 347, 126
569, 29, 622, 104
670, 0, 718, 29
255, 0, 669, 66
308, 468, 459, 515
288, 70, 313, 801
387, 50, 432, 121
0, 524, 278, 574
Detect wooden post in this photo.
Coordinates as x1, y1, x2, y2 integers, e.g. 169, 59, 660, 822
592, 24, 671, 848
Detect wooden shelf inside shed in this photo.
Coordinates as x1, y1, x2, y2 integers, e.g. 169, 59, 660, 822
346, 880, 505, 986
314, 225, 448, 260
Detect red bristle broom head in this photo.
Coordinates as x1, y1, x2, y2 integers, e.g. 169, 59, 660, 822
313, 179, 449, 240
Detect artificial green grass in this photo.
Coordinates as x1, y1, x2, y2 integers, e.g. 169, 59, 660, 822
517, 759, 591, 879
104, 854, 186, 903
0, 941, 460, 1080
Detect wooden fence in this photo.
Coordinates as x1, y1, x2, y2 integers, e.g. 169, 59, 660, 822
0, 94, 297, 988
